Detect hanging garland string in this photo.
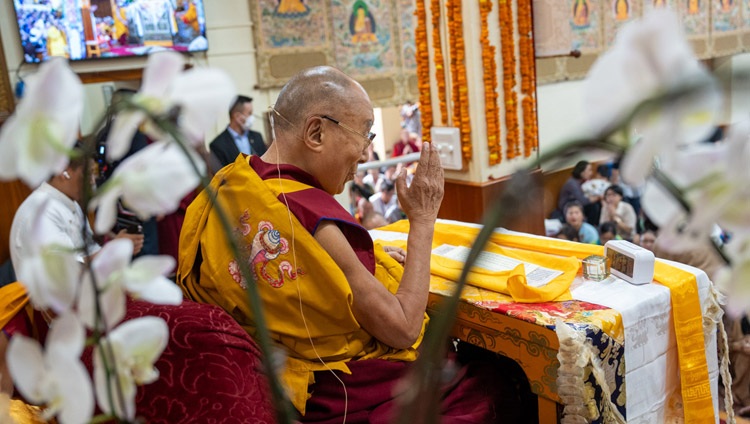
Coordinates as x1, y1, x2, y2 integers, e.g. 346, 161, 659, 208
431, 0, 448, 126
447, 0, 471, 161
517, 0, 538, 158
479, 0, 501, 165
415, 0, 433, 143
499, 0, 520, 160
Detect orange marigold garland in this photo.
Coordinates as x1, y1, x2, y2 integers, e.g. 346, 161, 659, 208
431, 0, 448, 125
479, 0, 501, 166
499, 0, 520, 160
447, 0, 471, 161
415, 1, 433, 143
517, 0, 538, 158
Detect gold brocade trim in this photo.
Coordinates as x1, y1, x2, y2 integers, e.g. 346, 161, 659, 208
431, 0, 448, 126
479, 0, 501, 166
653, 262, 715, 424
517, 0, 538, 158
415, 1, 433, 143
499, 0, 520, 160
447, 0, 471, 161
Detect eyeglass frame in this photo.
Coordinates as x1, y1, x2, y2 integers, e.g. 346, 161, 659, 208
318, 115, 376, 148
271, 107, 376, 148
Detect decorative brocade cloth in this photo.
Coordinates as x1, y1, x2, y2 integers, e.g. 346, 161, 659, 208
177, 155, 427, 415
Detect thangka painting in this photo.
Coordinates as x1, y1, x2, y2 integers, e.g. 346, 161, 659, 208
397, 0, 417, 70
570, 0, 604, 53
679, 0, 710, 37
256, 0, 328, 49
713, 0, 742, 32
604, 0, 642, 45
642, 0, 677, 14
532, 0, 574, 56
329, 0, 397, 77
744, 0, 750, 28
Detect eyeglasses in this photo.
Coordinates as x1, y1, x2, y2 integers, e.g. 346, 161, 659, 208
319, 115, 376, 147
270, 107, 375, 147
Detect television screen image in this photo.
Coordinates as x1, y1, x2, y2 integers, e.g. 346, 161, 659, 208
13, 0, 208, 63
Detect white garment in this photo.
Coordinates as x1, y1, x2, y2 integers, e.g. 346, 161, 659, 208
10, 183, 100, 267
368, 192, 398, 217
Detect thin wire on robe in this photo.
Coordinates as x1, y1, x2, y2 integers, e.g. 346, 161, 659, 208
270, 106, 348, 423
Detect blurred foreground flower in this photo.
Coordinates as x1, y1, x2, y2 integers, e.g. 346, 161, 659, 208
78, 238, 181, 329
7, 313, 93, 424
583, 9, 721, 185
0, 58, 83, 187
94, 317, 168, 420
90, 140, 204, 234
106, 51, 236, 160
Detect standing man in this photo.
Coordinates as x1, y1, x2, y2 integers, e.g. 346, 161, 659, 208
209, 95, 267, 170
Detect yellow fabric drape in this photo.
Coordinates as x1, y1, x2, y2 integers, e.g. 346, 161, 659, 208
0, 283, 30, 330
177, 156, 426, 414
381, 220, 714, 422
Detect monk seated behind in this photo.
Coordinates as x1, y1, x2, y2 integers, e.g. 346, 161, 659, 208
177, 66, 514, 422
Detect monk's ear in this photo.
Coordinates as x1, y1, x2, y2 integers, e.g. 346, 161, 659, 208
301, 116, 325, 153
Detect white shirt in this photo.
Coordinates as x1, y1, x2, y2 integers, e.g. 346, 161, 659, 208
10, 183, 100, 267
369, 192, 398, 217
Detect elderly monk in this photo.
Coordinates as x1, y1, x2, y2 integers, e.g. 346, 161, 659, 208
177, 67, 503, 422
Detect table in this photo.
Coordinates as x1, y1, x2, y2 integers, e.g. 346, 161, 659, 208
372, 222, 721, 423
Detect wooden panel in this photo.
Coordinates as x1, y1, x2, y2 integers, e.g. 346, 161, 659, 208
438, 170, 545, 235
541, 167, 573, 219
0, 30, 15, 126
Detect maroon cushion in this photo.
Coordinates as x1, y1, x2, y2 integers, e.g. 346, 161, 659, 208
85, 299, 277, 424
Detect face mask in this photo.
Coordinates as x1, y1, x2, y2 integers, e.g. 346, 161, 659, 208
242, 115, 256, 130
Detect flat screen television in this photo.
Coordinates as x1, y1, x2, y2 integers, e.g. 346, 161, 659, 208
13, 0, 208, 63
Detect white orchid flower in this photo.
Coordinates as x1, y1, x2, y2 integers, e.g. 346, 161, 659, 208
78, 238, 182, 329
0, 58, 83, 187
90, 140, 204, 234
583, 9, 721, 185
7, 313, 93, 424
94, 316, 169, 420
106, 51, 236, 160
15, 199, 82, 314
642, 121, 750, 255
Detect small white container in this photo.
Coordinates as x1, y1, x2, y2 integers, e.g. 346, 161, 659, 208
604, 240, 655, 285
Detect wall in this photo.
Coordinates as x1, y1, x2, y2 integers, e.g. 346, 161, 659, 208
3, 2, 750, 169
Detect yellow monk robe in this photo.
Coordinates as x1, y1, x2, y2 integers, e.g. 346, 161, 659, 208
177, 156, 427, 414
382, 220, 716, 423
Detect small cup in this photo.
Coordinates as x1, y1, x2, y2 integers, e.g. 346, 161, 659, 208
582, 255, 610, 281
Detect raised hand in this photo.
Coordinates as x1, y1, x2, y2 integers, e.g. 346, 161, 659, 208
394, 143, 444, 226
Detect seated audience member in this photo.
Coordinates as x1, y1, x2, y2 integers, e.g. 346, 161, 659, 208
10, 154, 144, 268
369, 180, 398, 218
555, 224, 580, 242
362, 167, 385, 193
555, 160, 598, 222
209, 95, 267, 171
178, 66, 502, 422
392, 128, 420, 157
598, 221, 621, 245
581, 164, 611, 227
599, 185, 637, 241
564, 201, 599, 244
361, 211, 388, 230
639, 228, 658, 252
610, 163, 644, 217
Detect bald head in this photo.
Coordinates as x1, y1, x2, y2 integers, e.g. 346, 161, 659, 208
273, 66, 371, 134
